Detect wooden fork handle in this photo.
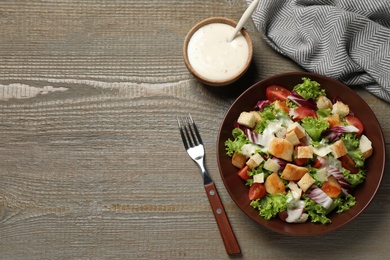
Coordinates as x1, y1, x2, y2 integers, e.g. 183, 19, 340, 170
204, 182, 241, 256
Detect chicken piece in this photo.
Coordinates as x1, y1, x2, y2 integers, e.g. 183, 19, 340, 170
264, 172, 286, 194
281, 163, 309, 181
268, 138, 294, 162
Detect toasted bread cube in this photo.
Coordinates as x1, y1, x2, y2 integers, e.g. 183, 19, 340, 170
249, 111, 262, 122
297, 173, 315, 192
359, 134, 373, 158
297, 146, 313, 159
263, 158, 281, 172
324, 113, 341, 127
281, 163, 309, 181
331, 139, 348, 158
317, 95, 333, 110
332, 101, 350, 117
268, 138, 294, 162
264, 172, 286, 194
232, 152, 247, 169
285, 131, 300, 146
287, 122, 306, 139
246, 153, 264, 169
237, 112, 257, 128
274, 100, 290, 113
253, 173, 264, 183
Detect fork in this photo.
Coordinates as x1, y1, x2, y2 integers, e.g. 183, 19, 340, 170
177, 114, 241, 256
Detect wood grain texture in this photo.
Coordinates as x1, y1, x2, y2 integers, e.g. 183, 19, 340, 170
0, 0, 390, 259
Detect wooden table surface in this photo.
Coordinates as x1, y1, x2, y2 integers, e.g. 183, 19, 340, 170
1, 1, 389, 259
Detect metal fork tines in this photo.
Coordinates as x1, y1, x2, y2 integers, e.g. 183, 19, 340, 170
177, 115, 212, 185
177, 114, 241, 256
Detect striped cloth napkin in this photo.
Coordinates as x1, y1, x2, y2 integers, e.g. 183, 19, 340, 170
248, 0, 390, 102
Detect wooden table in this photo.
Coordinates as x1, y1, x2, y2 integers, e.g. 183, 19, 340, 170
1, 1, 389, 259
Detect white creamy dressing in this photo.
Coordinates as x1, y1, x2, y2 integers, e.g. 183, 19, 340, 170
286, 199, 308, 223
187, 23, 249, 81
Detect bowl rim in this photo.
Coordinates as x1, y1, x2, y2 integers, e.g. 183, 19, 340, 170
183, 17, 253, 87
217, 71, 386, 236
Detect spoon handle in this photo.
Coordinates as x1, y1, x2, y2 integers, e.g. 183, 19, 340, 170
227, 0, 259, 42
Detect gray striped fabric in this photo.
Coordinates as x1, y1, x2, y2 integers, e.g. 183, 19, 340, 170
248, 0, 390, 102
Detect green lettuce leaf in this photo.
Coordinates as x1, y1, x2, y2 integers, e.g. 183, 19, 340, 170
293, 77, 326, 100
343, 168, 366, 187
334, 194, 357, 214
342, 133, 365, 167
254, 106, 276, 134
225, 128, 249, 157
303, 196, 332, 224
250, 193, 287, 220
301, 117, 330, 142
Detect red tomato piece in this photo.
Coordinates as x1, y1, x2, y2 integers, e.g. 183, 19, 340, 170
278, 210, 288, 222
339, 154, 359, 174
321, 176, 342, 198
248, 183, 266, 200
294, 157, 307, 166
237, 165, 251, 180
291, 106, 317, 121
313, 158, 323, 168
345, 115, 364, 136
266, 85, 291, 102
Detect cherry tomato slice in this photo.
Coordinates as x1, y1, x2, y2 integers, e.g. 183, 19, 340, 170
278, 210, 288, 222
266, 85, 291, 102
237, 165, 251, 180
345, 115, 364, 136
248, 183, 266, 200
339, 154, 360, 174
291, 106, 317, 121
321, 176, 342, 198
313, 158, 323, 168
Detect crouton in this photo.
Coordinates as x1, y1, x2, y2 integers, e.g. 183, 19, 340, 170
316, 95, 333, 110
249, 111, 262, 122
268, 138, 294, 162
281, 163, 308, 181
331, 139, 348, 158
359, 134, 373, 159
297, 146, 313, 159
232, 152, 247, 169
237, 112, 257, 128
324, 113, 341, 127
297, 173, 315, 192
285, 130, 300, 146
287, 122, 306, 139
264, 172, 286, 194
246, 153, 264, 169
332, 101, 350, 117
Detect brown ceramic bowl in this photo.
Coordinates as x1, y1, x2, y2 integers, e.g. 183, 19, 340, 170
183, 17, 253, 86
217, 72, 385, 236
